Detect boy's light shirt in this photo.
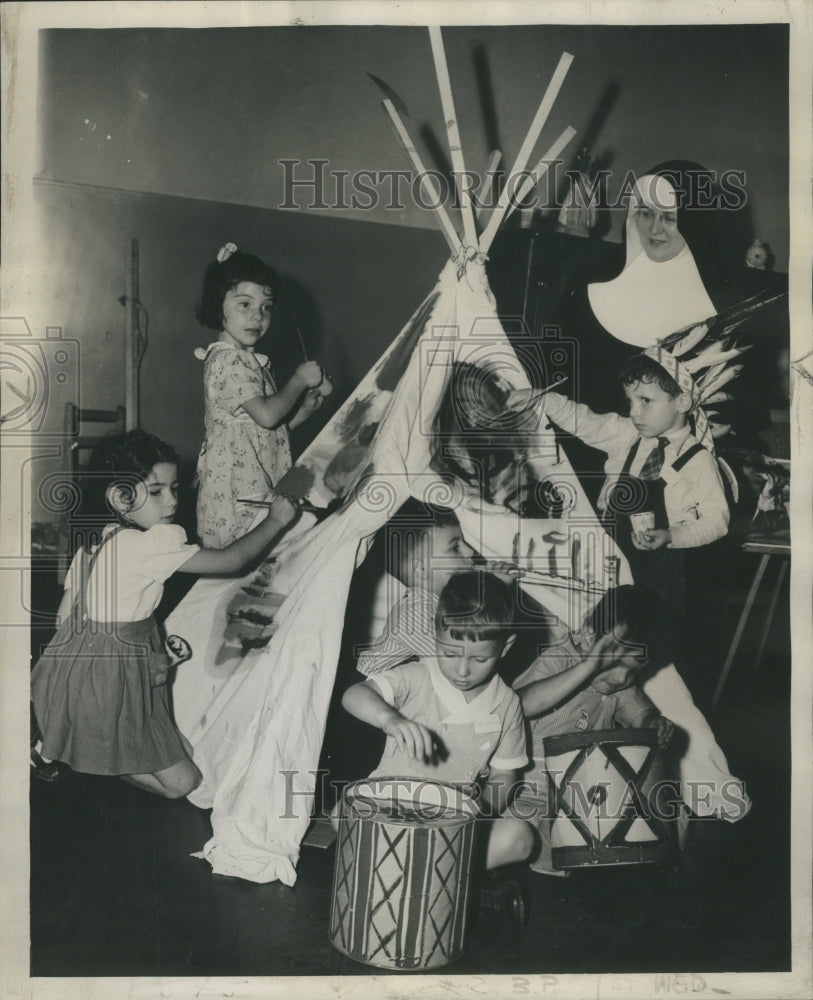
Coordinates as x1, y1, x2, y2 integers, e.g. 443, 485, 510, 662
544, 392, 728, 549
513, 633, 658, 738
356, 585, 438, 675
430, 655, 503, 726
370, 656, 528, 773
513, 632, 751, 821
373, 656, 502, 725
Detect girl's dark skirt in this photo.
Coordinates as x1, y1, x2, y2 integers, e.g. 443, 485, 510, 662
31, 616, 188, 776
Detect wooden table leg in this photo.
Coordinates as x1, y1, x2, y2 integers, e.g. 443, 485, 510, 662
753, 556, 789, 672
712, 553, 770, 710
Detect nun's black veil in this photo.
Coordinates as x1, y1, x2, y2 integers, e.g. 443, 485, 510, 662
644, 159, 731, 306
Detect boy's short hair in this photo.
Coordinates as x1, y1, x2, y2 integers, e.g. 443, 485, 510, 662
587, 585, 672, 670
436, 571, 515, 642
384, 497, 459, 585
618, 354, 682, 398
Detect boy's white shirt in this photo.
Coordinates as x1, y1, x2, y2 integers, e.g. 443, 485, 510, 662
372, 654, 503, 721
370, 656, 528, 771
543, 392, 729, 549
356, 581, 437, 675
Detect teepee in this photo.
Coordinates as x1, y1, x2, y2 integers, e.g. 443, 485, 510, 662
167, 29, 747, 884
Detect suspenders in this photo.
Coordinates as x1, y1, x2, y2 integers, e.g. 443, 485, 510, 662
621, 438, 705, 477
606, 438, 708, 533
671, 442, 705, 474
70, 525, 125, 628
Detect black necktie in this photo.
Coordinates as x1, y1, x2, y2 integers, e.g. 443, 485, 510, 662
639, 437, 669, 480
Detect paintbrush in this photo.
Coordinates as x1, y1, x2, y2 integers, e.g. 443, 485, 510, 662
238, 497, 325, 517
238, 496, 343, 523
477, 377, 569, 429
288, 305, 309, 362
513, 566, 587, 592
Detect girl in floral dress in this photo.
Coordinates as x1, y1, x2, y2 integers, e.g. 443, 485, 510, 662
194, 244, 332, 547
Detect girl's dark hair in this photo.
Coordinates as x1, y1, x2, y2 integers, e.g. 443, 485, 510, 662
196, 250, 280, 330
618, 354, 682, 398
87, 429, 179, 519
436, 570, 515, 643
587, 584, 672, 671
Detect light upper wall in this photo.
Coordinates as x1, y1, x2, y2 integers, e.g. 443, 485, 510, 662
39, 23, 789, 269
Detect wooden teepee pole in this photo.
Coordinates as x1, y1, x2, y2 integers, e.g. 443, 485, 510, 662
475, 150, 502, 219
480, 51, 574, 252
502, 126, 577, 223
428, 26, 478, 249
381, 97, 462, 255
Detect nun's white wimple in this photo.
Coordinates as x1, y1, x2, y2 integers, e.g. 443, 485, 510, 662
587, 174, 716, 347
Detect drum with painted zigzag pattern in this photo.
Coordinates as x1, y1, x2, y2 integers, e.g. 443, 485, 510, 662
329, 777, 478, 970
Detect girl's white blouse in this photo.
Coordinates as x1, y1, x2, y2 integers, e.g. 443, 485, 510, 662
66, 523, 200, 623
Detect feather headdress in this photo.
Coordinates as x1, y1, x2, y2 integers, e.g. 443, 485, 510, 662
642, 287, 787, 453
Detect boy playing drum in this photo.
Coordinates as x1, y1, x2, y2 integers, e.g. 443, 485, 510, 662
340, 571, 535, 918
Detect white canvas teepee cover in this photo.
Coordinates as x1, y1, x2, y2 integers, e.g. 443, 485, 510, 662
168, 257, 629, 883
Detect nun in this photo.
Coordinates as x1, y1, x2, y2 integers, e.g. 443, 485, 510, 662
554, 161, 727, 416
548, 165, 752, 829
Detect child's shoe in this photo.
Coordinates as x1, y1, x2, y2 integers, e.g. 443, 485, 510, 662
30, 745, 59, 783
165, 634, 193, 666
477, 871, 527, 926
529, 861, 569, 878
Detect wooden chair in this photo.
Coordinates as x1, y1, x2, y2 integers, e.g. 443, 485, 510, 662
57, 403, 126, 580
63, 403, 127, 475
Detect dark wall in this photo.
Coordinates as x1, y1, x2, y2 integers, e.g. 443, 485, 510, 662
39, 24, 789, 269
30, 179, 448, 520
26, 22, 791, 523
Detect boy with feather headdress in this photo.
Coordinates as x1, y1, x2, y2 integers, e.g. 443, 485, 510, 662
540, 308, 758, 610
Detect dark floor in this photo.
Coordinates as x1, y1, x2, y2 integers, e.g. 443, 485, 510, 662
30, 552, 793, 978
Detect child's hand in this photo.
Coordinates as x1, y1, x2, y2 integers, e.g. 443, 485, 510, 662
295, 361, 325, 390
300, 388, 325, 416
590, 630, 629, 670
656, 715, 675, 749
269, 493, 299, 527
482, 559, 519, 584
631, 528, 672, 551
382, 713, 437, 763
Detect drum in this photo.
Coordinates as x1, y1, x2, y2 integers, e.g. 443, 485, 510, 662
329, 777, 478, 970
543, 728, 676, 869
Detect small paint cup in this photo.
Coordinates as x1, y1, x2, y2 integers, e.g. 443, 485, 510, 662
630, 512, 656, 535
